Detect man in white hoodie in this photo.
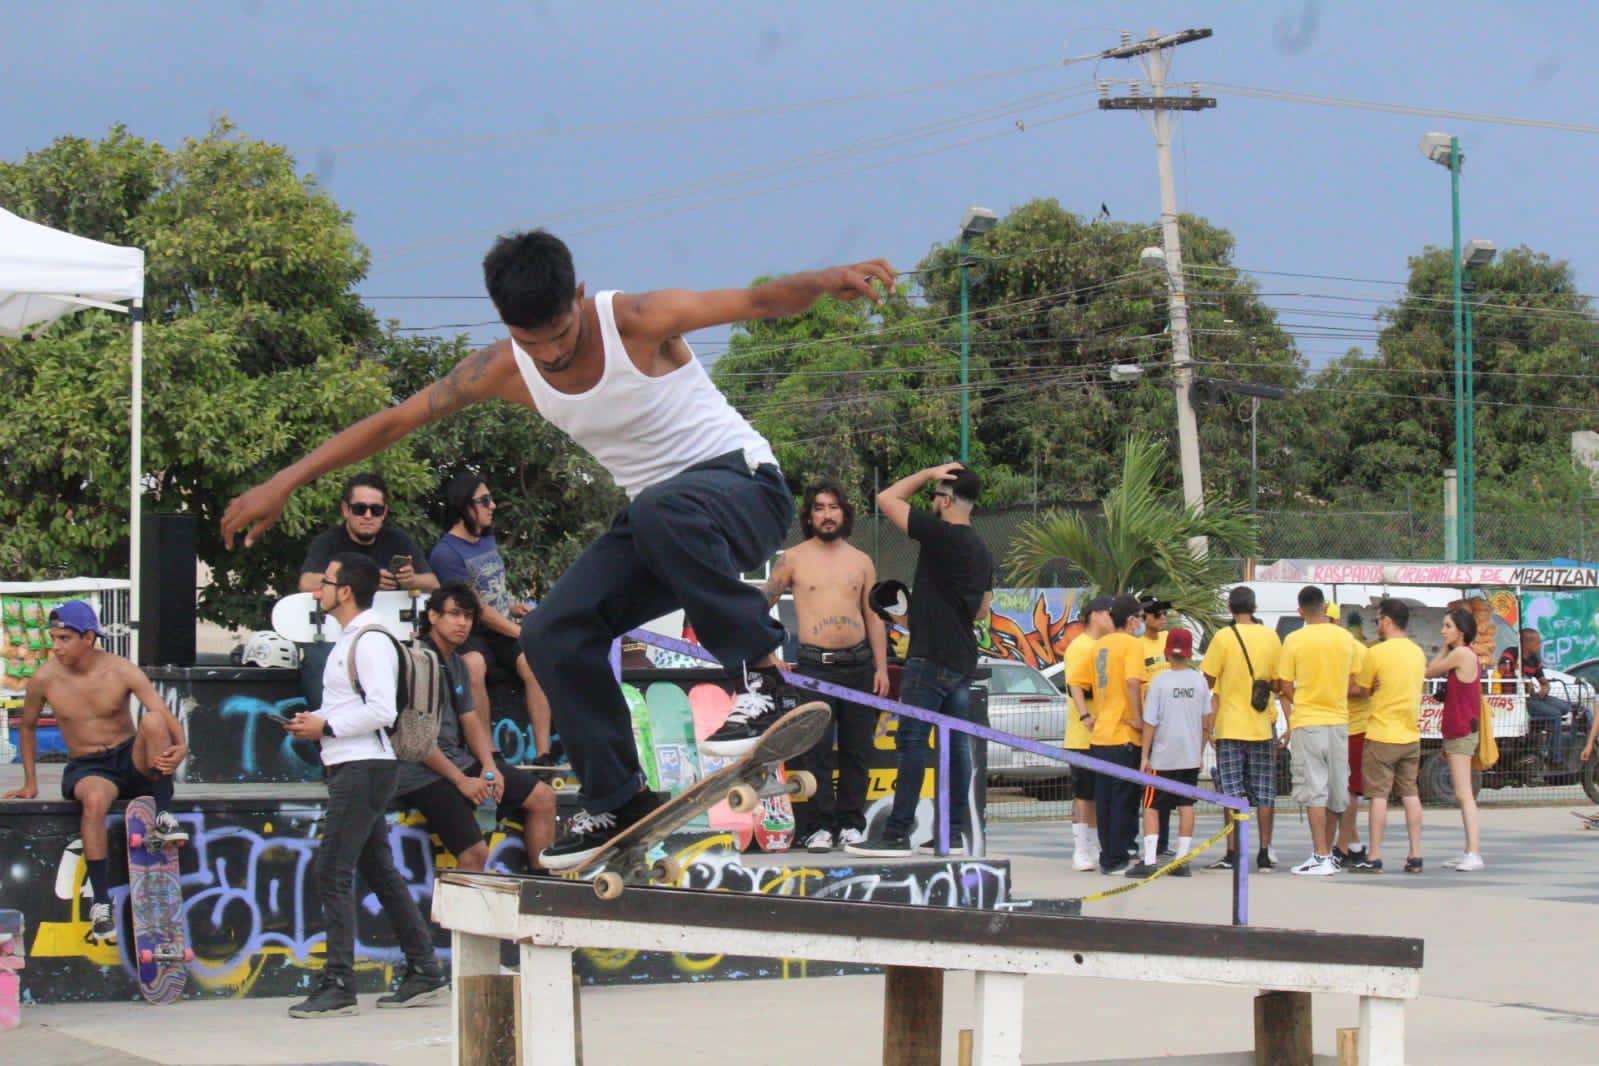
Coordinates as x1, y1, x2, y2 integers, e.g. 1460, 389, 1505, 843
282, 553, 445, 1019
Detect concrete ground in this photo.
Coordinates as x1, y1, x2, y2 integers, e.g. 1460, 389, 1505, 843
6, 804, 1599, 1064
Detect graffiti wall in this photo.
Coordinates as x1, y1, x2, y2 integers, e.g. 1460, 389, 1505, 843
978, 587, 1089, 669
0, 799, 1013, 1004
1520, 589, 1599, 670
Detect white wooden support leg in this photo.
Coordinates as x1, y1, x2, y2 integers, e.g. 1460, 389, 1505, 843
972, 970, 1025, 1065
520, 943, 578, 1066
1359, 995, 1406, 1066
452, 931, 500, 1065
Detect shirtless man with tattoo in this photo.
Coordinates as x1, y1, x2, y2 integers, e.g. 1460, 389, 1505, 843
2, 602, 189, 944
763, 481, 889, 851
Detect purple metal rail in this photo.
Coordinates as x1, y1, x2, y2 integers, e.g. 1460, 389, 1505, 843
625, 628, 1254, 925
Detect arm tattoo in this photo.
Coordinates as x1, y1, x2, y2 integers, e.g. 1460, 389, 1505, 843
428, 347, 495, 417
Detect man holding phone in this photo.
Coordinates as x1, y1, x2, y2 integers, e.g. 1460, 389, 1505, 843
298, 472, 439, 594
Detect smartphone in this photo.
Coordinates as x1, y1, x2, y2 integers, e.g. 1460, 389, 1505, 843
389, 554, 412, 572
266, 713, 291, 727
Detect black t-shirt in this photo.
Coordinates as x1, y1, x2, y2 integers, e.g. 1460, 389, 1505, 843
299, 524, 432, 577
905, 509, 993, 676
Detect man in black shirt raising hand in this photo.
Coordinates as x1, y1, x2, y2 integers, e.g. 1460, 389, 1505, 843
848, 463, 993, 857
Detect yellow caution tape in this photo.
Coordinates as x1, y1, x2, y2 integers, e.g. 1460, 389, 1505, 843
1077, 820, 1238, 904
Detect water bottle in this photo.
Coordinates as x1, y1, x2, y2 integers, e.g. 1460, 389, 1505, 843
475, 771, 498, 835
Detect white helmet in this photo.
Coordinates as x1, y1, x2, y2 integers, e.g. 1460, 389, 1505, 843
241, 631, 300, 669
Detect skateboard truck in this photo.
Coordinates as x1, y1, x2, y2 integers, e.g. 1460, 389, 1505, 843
139, 947, 195, 965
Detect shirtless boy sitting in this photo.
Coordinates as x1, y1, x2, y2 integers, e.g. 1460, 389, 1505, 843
1, 602, 189, 944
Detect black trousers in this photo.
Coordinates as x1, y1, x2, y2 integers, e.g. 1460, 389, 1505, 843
318, 759, 434, 980
521, 451, 791, 813
1091, 743, 1141, 872
792, 652, 877, 836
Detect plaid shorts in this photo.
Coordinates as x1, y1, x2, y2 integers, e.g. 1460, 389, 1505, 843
1215, 738, 1275, 808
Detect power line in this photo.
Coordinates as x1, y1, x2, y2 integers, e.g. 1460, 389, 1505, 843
1206, 82, 1599, 137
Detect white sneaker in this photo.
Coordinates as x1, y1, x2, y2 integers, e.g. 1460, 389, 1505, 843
803, 828, 835, 853
1072, 850, 1098, 872
838, 827, 866, 847
1291, 855, 1338, 877
1442, 853, 1466, 869
1454, 853, 1485, 872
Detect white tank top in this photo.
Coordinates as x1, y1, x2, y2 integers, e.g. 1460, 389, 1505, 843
510, 290, 777, 499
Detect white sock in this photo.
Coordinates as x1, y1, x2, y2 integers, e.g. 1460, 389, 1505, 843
1143, 834, 1158, 865
1072, 824, 1088, 852
1177, 835, 1192, 858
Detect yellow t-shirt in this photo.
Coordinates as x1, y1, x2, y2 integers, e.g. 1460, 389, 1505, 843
1068, 631, 1147, 747
1141, 630, 1170, 685
1345, 642, 1373, 734
1358, 637, 1427, 744
1200, 622, 1282, 742
1278, 622, 1362, 729
1062, 633, 1097, 750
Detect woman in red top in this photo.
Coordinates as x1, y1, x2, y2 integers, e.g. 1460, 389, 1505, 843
1425, 607, 1484, 871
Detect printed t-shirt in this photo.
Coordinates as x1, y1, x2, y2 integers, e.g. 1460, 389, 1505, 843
1143, 667, 1209, 770
1068, 631, 1146, 747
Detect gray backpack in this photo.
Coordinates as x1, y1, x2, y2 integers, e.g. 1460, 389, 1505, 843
345, 626, 444, 761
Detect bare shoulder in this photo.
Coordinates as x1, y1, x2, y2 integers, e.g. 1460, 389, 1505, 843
427, 340, 526, 414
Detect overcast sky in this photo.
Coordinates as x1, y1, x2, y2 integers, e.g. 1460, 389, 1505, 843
8, 1, 1595, 365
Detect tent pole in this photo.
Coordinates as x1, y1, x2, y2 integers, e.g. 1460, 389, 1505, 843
129, 300, 143, 664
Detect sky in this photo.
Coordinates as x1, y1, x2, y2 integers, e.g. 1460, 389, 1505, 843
7, 1, 1597, 368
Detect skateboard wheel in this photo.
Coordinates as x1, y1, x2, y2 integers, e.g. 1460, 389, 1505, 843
593, 872, 625, 901
726, 783, 759, 813
652, 857, 683, 884
129, 833, 143, 848
139, 949, 153, 965
789, 770, 818, 801
184, 948, 194, 963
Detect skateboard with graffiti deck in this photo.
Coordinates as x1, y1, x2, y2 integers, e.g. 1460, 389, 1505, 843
1572, 810, 1599, 830
570, 703, 828, 899
125, 797, 191, 1004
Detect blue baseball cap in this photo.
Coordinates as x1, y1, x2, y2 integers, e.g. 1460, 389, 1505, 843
49, 601, 104, 637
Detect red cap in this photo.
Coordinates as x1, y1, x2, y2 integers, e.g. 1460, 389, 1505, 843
1164, 628, 1193, 658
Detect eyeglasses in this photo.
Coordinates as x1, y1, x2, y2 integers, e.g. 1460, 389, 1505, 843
347, 502, 387, 517
318, 578, 347, 589
932, 491, 953, 501
471, 493, 494, 507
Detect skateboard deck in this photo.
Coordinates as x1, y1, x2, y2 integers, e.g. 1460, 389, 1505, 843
125, 798, 189, 1004
570, 702, 828, 897
270, 589, 421, 644
1572, 810, 1599, 829
522, 762, 579, 791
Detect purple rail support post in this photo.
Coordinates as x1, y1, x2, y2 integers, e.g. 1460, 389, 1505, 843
1232, 809, 1252, 926
936, 724, 951, 856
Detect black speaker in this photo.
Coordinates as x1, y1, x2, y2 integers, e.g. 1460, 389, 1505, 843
138, 511, 197, 667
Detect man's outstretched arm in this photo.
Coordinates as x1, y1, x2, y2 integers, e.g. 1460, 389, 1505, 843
222, 344, 521, 548
876, 463, 963, 535
613, 260, 897, 345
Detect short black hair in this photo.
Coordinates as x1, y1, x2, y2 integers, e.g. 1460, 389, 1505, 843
1377, 598, 1409, 631
483, 230, 577, 328
343, 471, 388, 504
330, 552, 380, 609
801, 480, 854, 539
1228, 585, 1257, 616
1297, 585, 1325, 611
949, 466, 981, 504
443, 468, 489, 535
423, 581, 481, 634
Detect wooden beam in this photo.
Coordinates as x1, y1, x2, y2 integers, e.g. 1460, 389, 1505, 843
1359, 996, 1406, 1066
458, 976, 518, 1066
883, 966, 943, 1065
973, 971, 1025, 1065
1254, 991, 1311, 1066
519, 945, 577, 1066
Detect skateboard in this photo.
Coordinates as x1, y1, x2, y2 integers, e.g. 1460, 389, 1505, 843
522, 762, 579, 791
570, 702, 829, 899
270, 589, 422, 644
125, 797, 190, 1004
689, 684, 757, 847
1572, 810, 1599, 830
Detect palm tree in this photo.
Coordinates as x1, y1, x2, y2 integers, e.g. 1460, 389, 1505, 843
1007, 432, 1259, 623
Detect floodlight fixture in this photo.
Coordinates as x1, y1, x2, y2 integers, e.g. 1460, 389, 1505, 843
1462, 239, 1496, 269
960, 207, 998, 240
1419, 132, 1463, 169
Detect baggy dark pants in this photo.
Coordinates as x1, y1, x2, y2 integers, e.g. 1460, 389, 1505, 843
520, 451, 791, 813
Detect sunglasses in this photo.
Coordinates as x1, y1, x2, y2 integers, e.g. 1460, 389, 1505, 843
932, 491, 953, 500
471, 493, 494, 507
347, 502, 387, 517
318, 578, 347, 589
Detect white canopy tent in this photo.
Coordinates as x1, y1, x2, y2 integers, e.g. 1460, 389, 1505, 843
0, 206, 147, 659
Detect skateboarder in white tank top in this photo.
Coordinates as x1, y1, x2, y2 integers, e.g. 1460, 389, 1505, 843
223, 230, 896, 868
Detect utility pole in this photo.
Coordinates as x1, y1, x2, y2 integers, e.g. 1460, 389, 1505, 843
1096, 29, 1215, 547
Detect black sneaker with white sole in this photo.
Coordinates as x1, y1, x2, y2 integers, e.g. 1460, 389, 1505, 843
843, 829, 912, 858
377, 962, 450, 1009
539, 789, 663, 871
916, 833, 970, 856
149, 810, 190, 848
288, 975, 359, 1019
87, 901, 116, 945
700, 665, 807, 758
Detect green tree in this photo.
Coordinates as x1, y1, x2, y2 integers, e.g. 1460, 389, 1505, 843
0, 123, 428, 627
1007, 432, 1259, 622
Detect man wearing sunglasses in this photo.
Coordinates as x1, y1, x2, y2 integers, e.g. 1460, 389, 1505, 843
298, 472, 438, 594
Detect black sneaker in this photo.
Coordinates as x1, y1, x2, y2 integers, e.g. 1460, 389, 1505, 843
289, 975, 359, 1019
539, 790, 663, 871
1347, 857, 1384, 874
1206, 854, 1236, 871
916, 833, 970, 856
377, 961, 450, 1009
1331, 847, 1348, 868
1256, 848, 1276, 874
1124, 861, 1160, 879
843, 829, 913, 858
1404, 856, 1424, 874
700, 666, 804, 758
1169, 859, 1192, 877
87, 901, 116, 945
1157, 847, 1176, 860
149, 810, 190, 848
1101, 859, 1130, 875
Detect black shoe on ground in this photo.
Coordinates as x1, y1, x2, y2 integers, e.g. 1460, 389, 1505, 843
1101, 859, 1130, 875
1404, 856, 1424, 874
1124, 861, 1160, 878
1256, 848, 1276, 874
1169, 859, 1192, 877
1206, 854, 1236, 871
1157, 847, 1176, 860
1347, 857, 1384, 874
700, 665, 805, 758
539, 789, 663, 871
289, 975, 359, 1019
844, 828, 913, 858
377, 962, 450, 1009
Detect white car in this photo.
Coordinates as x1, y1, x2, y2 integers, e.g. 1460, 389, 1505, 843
977, 658, 1071, 786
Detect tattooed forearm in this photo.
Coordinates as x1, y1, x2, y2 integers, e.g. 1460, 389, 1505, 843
428, 346, 495, 417
811, 615, 861, 636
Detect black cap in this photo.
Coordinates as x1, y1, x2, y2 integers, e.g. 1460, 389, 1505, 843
1110, 594, 1144, 629
1082, 595, 1114, 618
1139, 596, 1172, 614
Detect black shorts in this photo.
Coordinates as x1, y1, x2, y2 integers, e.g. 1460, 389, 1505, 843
1068, 755, 1096, 801
396, 755, 544, 857
461, 628, 522, 682
61, 736, 157, 802
1141, 767, 1200, 813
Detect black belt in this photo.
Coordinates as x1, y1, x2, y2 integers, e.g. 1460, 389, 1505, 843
798, 641, 872, 666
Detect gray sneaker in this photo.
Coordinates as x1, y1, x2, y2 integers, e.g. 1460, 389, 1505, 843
376, 963, 449, 1009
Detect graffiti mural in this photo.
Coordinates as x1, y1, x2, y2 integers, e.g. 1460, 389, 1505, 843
979, 588, 1088, 669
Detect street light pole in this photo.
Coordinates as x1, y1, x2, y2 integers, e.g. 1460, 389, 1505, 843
1448, 137, 1467, 561
957, 206, 996, 465
1460, 238, 1495, 560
